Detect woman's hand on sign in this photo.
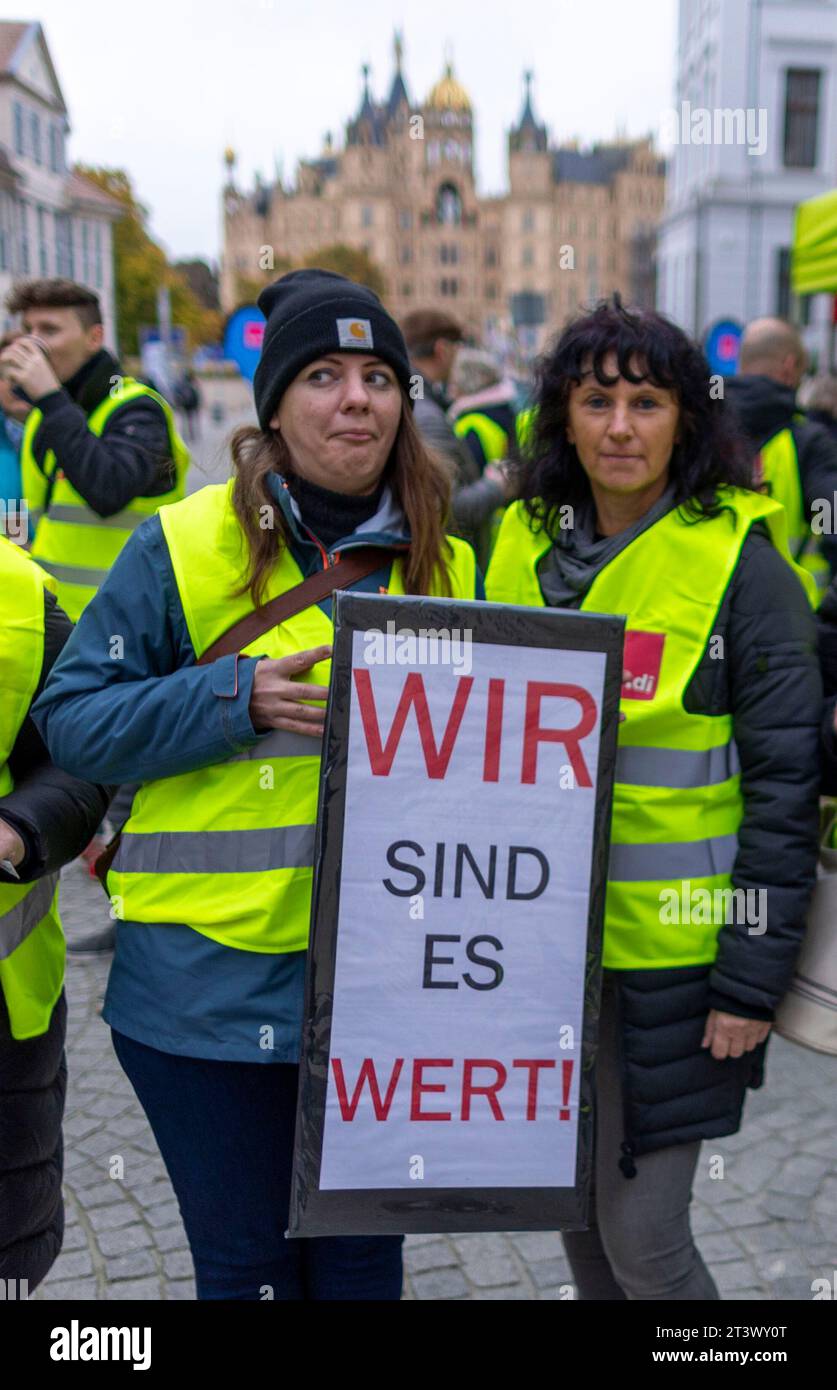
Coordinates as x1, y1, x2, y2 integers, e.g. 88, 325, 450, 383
249, 646, 332, 737
701, 1009, 771, 1061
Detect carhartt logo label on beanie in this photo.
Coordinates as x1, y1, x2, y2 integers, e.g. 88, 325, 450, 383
337, 318, 374, 349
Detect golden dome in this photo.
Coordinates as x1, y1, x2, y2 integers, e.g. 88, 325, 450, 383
426, 61, 471, 112
223, 146, 236, 167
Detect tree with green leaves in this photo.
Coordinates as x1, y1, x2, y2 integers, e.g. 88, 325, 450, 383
301, 244, 387, 299
75, 165, 222, 354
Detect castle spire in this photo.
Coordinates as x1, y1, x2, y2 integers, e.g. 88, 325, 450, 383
386, 31, 410, 115
511, 68, 547, 151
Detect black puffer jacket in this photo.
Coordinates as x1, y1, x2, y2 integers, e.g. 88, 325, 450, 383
725, 374, 837, 579
30, 348, 177, 517
599, 525, 821, 1167
815, 576, 837, 792
0, 591, 109, 1291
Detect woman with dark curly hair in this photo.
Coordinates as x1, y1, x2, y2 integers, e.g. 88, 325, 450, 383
487, 296, 822, 1300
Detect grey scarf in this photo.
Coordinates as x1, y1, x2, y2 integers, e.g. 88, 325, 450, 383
537, 485, 679, 609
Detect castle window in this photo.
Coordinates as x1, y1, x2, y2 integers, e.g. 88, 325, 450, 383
436, 183, 462, 225
399, 209, 412, 230
522, 245, 534, 266
522, 208, 534, 233
362, 205, 374, 227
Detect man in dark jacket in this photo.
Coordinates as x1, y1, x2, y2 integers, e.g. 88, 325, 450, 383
815, 570, 837, 793
725, 317, 837, 580
1, 279, 187, 951
0, 568, 110, 1294
400, 308, 507, 568
2, 278, 181, 515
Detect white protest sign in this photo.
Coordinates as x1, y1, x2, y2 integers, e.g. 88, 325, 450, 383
317, 632, 606, 1191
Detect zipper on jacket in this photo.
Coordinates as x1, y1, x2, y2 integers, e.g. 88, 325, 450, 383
302, 525, 332, 571
610, 972, 638, 1179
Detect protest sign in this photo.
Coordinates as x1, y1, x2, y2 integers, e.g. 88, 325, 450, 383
290, 593, 624, 1236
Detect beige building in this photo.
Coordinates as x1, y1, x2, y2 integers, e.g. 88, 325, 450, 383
221, 39, 666, 357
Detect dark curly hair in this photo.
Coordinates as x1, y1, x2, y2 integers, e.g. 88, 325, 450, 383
517, 295, 753, 539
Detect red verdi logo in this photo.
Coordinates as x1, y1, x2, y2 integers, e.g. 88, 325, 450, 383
622, 630, 665, 700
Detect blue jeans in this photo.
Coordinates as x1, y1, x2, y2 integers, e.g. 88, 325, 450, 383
111, 1030, 403, 1300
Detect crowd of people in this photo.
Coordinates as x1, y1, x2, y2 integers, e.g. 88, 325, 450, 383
2, 268, 837, 1301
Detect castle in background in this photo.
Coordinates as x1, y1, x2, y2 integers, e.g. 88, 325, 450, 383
220, 35, 666, 355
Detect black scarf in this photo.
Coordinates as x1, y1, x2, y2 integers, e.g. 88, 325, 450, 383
285, 472, 387, 551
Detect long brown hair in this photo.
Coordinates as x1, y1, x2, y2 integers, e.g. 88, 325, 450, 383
230, 390, 454, 604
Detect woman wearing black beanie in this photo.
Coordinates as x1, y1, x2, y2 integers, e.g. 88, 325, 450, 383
34, 270, 480, 1301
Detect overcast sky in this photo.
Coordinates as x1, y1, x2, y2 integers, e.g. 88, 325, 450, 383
18, 0, 678, 264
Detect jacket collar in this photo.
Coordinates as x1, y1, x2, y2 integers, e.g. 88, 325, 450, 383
63, 348, 123, 415
724, 374, 798, 447
265, 470, 410, 554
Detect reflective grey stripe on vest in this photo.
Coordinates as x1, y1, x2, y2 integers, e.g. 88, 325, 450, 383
113, 826, 316, 874
44, 504, 149, 530
608, 834, 738, 883
0, 872, 58, 961
615, 742, 740, 789
227, 730, 321, 763
34, 558, 108, 587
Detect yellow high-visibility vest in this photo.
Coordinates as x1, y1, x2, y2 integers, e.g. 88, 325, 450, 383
759, 425, 829, 600
20, 377, 189, 621
452, 411, 509, 464
486, 490, 815, 968
452, 410, 510, 553
107, 481, 479, 953
0, 537, 64, 1039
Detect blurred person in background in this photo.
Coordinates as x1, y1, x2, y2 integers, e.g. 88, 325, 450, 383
726, 318, 837, 591
447, 346, 518, 472
175, 369, 202, 443
2, 278, 190, 622
401, 308, 508, 567
799, 372, 837, 447
2, 279, 191, 929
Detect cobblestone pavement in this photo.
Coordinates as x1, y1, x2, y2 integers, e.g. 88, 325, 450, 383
36, 859, 836, 1303
34, 405, 837, 1301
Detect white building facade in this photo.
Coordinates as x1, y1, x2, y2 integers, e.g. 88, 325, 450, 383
0, 21, 120, 346
657, 0, 837, 365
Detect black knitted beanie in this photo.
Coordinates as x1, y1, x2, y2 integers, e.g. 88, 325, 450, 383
252, 269, 413, 429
